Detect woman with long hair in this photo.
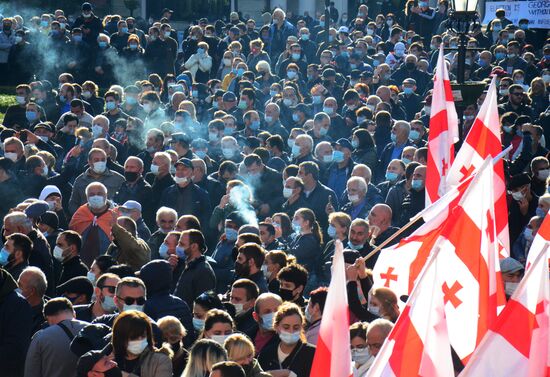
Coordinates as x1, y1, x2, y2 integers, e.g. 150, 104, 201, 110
288, 208, 323, 291
224, 333, 270, 377
111, 310, 173, 376
182, 339, 228, 377
257, 302, 316, 376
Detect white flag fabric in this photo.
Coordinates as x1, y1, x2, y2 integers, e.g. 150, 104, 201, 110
446, 76, 510, 254
425, 44, 459, 206
459, 225, 550, 377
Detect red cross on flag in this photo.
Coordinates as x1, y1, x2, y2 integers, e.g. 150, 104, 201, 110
458, 230, 549, 377
425, 44, 459, 206
446, 76, 510, 255
372, 174, 474, 299
367, 241, 454, 377
435, 157, 506, 363
310, 240, 353, 377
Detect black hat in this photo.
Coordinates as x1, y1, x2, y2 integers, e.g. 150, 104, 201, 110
508, 173, 531, 190
81, 2, 93, 11
322, 68, 336, 78
39, 211, 59, 230
32, 122, 55, 134
57, 276, 94, 298
24, 201, 50, 219
0, 128, 16, 142
76, 350, 108, 376
174, 157, 193, 169
71, 324, 111, 357
332, 138, 354, 151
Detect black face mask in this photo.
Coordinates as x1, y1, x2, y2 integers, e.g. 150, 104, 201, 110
124, 171, 139, 182
3, 25, 11, 32
171, 341, 181, 353
104, 366, 123, 377
234, 259, 250, 277
279, 287, 295, 302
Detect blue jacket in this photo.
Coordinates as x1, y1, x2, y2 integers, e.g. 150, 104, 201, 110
269, 21, 297, 58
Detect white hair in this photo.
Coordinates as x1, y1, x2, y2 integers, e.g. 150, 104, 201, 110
156, 206, 177, 223
348, 176, 368, 194
85, 182, 107, 198
19, 266, 48, 296
394, 120, 411, 134
367, 318, 394, 338
296, 134, 314, 152
4, 212, 32, 233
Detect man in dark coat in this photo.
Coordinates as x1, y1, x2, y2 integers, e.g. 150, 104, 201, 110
140, 260, 195, 345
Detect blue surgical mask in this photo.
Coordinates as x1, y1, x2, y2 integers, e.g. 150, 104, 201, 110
105, 101, 116, 111
159, 243, 169, 259
193, 317, 205, 330
403, 87, 414, 95
332, 150, 344, 163
323, 106, 334, 115
385, 171, 399, 182
261, 312, 275, 330
25, 111, 37, 121
98, 41, 107, 48
176, 246, 185, 258
195, 150, 207, 159
123, 304, 144, 312
291, 144, 301, 157
225, 228, 238, 241
411, 179, 424, 191
101, 295, 117, 312
0, 248, 9, 266
327, 224, 337, 238
250, 120, 261, 130
409, 130, 420, 140
279, 330, 301, 344
391, 133, 397, 142
237, 68, 245, 77
292, 220, 302, 233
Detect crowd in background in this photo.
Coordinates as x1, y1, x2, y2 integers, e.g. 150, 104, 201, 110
0, 1, 549, 376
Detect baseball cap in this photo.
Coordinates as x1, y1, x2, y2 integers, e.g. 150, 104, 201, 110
222, 91, 237, 102
175, 158, 193, 168
57, 276, 94, 298
332, 138, 353, 151
120, 200, 142, 212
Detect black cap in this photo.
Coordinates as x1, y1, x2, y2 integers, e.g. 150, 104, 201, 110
0, 128, 16, 142
57, 276, 94, 298
39, 211, 59, 230
322, 68, 336, 78
77, 350, 107, 376
332, 138, 354, 151
33, 122, 55, 134
508, 173, 531, 190
175, 158, 193, 168
81, 2, 92, 11
71, 323, 111, 357
199, 18, 208, 24
291, 103, 309, 114
350, 69, 361, 79
161, 8, 174, 14
24, 201, 50, 219
226, 211, 246, 228
222, 91, 237, 102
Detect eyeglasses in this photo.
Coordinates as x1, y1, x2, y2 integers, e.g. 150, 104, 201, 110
99, 285, 117, 294
117, 296, 146, 306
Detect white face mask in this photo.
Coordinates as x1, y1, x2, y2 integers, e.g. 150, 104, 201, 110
88, 195, 106, 209
233, 303, 244, 316
367, 305, 380, 316
93, 161, 107, 174
511, 190, 525, 201
127, 338, 148, 355
210, 334, 230, 345
352, 347, 372, 365
505, 281, 519, 296
283, 187, 293, 198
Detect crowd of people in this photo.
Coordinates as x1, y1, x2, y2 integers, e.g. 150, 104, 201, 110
0, 1, 548, 376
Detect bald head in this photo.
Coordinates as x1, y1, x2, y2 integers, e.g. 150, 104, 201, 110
367, 204, 392, 233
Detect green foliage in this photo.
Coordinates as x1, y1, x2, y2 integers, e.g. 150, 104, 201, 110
0, 95, 16, 123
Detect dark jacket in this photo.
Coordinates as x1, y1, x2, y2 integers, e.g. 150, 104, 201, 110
302, 182, 339, 230
58, 256, 88, 286
398, 189, 426, 227
159, 183, 212, 227
249, 166, 284, 215
0, 268, 33, 377
140, 260, 195, 346
173, 255, 217, 307
27, 230, 55, 297
258, 337, 316, 377
113, 177, 153, 223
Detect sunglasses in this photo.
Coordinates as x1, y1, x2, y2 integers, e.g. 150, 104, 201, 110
99, 285, 116, 294
117, 296, 146, 306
